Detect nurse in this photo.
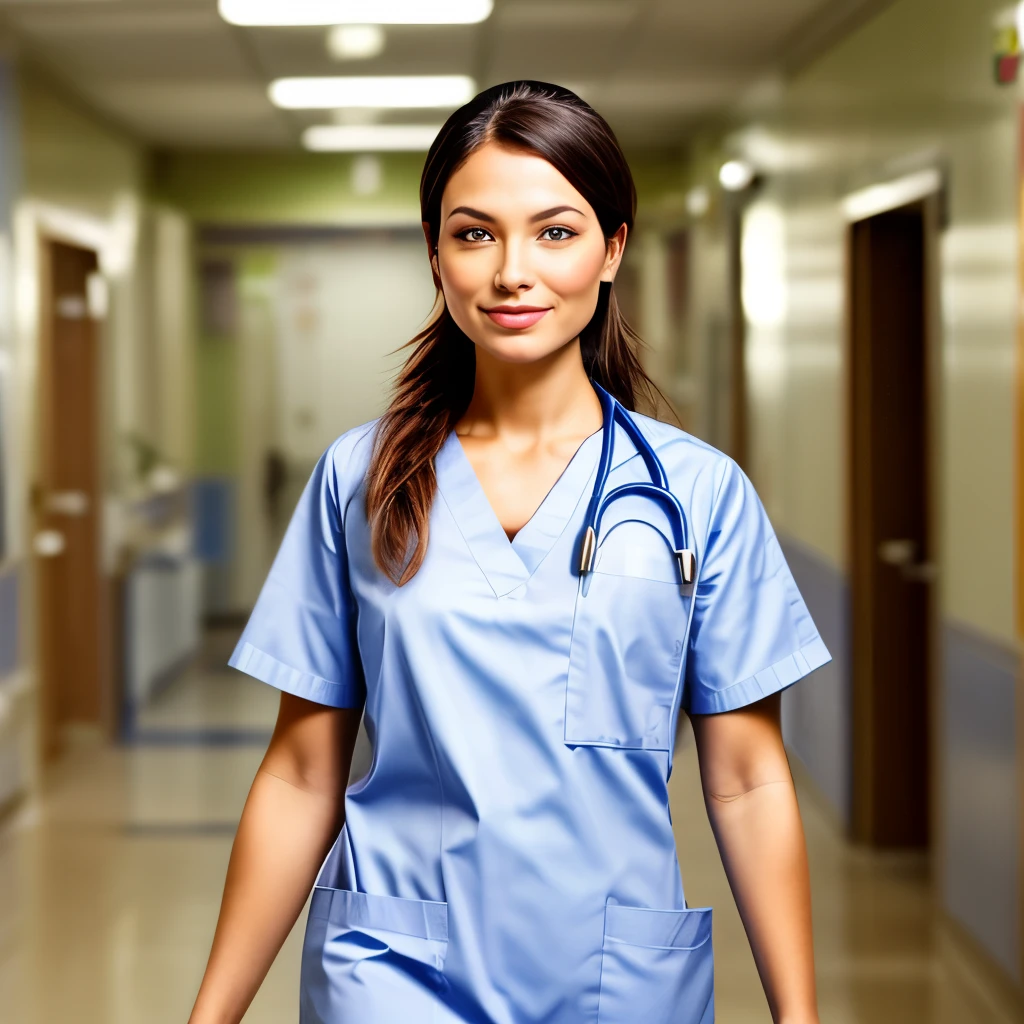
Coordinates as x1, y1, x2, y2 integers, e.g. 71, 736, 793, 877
188, 81, 830, 1024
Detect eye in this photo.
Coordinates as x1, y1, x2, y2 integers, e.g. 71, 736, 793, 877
540, 226, 577, 242
456, 227, 494, 243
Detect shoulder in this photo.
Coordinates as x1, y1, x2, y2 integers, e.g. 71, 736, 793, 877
627, 412, 767, 538
629, 411, 737, 496
321, 419, 380, 509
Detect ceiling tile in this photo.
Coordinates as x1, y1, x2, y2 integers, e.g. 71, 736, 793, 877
0, 0, 847, 148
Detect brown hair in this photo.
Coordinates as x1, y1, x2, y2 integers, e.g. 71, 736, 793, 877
366, 80, 661, 585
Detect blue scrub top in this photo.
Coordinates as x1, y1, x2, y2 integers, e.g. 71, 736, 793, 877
229, 412, 830, 1024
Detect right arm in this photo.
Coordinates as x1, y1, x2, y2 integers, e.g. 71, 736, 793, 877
188, 692, 362, 1024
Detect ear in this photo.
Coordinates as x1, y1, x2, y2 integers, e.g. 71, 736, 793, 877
600, 223, 628, 283
423, 220, 442, 284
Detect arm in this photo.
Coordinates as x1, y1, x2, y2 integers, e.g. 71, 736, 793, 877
689, 693, 818, 1024
188, 692, 362, 1024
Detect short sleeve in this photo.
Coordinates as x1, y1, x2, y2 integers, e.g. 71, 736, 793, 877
682, 460, 831, 715
228, 442, 365, 708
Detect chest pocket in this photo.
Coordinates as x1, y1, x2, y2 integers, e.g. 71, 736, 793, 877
564, 520, 693, 751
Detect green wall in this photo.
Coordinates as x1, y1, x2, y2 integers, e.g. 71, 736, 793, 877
152, 146, 685, 227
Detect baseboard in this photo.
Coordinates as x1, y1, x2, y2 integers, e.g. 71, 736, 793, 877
939, 912, 1024, 1022
202, 611, 250, 630
788, 745, 850, 840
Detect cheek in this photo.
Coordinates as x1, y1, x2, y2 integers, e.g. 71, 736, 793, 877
437, 249, 489, 309
543, 244, 607, 299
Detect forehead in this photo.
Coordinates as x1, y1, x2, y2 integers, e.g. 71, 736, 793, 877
441, 142, 595, 219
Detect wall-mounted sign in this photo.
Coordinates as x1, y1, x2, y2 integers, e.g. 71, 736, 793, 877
994, 8, 1022, 84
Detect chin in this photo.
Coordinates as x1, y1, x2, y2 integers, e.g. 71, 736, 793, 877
478, 334, 563, 365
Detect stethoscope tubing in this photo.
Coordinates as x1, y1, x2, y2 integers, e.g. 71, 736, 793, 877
580, 382, 696, 587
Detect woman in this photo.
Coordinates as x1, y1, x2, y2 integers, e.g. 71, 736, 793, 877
188, 81, 829, 1024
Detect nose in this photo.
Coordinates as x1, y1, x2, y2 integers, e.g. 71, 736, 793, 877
494, 239, 534, 293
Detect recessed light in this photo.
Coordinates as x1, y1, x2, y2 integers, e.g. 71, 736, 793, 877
685, 187, 710, 217
220, 0, 492, 26
327, 24, 385, 60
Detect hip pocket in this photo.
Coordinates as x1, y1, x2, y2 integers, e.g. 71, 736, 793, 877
565, 528, 691, 750
597, 903, 714, 1024
301, 887, 449, 1024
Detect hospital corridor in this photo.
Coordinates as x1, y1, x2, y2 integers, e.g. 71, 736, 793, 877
0, 1, 1023, 1022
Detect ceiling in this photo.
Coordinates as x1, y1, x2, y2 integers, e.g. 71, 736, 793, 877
0, 0, 892, 150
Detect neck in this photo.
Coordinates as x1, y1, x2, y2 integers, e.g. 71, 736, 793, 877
459, 340, 603, 441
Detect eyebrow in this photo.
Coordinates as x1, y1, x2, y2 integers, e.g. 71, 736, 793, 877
530, 205, 585, 222
445, 204, 586, 224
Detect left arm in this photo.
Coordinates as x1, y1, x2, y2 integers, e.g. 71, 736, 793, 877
689, 693, 818, 1024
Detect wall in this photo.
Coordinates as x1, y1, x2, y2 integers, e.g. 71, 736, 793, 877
152, 147, 685, 229
193, 232, 437, 613
0, 50, 28, 809
683, 0, 1021, 981
8, 61, 196, 786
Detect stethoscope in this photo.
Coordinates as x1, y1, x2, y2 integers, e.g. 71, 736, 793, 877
578, 381, 696, 589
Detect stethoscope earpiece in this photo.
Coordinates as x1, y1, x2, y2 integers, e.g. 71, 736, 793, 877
578, 382, 696, 590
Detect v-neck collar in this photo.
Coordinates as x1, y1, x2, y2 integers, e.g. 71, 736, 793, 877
435, 428, 604, 597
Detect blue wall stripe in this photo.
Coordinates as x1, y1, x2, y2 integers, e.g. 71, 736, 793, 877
779, 536, 852, 828
941, 621, 1020, 981
0, 565, 18, 677
192, 477, 234, 563
779, 534, 1021, 981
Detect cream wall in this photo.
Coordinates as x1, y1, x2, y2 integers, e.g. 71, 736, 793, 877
691, 0, 1019, 636
682, 0, 1021, 982
9, 62, 195, 785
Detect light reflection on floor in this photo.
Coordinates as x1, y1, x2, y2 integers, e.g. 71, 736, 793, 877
0, 663, 1018, 1022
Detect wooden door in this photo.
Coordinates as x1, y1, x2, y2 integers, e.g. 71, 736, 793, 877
34, 240, 105, 759
849, 203, 933, 848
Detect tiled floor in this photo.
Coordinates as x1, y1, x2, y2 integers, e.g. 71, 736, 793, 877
0, 665, 1019, 1023
134, 629, 279, 735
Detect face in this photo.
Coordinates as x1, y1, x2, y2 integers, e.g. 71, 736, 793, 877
429, 142, 626, 365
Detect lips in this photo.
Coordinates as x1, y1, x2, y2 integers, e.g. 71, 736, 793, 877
483, 305, 551, 330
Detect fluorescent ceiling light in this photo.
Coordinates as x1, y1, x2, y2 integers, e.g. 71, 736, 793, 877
303, 124, 441, 151
328, 24, 385, 59
220, 0, 493, 26
719, 159, 755, 192
270, 75, 474, 108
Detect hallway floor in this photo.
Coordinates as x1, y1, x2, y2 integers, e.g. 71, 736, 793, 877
0, 667, 1019, 1022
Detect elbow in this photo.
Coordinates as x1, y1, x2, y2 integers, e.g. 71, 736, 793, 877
701, 749, 793, 805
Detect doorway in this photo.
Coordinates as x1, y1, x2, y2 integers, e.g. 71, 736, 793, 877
848, 202, 934, 848
33, 239, 106, 760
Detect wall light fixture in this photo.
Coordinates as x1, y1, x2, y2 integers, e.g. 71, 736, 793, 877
718, 160, 756, 192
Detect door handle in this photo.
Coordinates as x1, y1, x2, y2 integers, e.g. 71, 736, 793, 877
877, 538, 916, 565
33, 530, 66, 558
43, 490, 90, 517
877, 538, 936, 582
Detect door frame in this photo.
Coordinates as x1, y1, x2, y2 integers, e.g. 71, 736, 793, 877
841, 169, 944, 854
13, 200, 117, 765
1015, 106, 1024, 988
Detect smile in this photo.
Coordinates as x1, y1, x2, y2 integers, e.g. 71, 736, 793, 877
482, 305, 552, 330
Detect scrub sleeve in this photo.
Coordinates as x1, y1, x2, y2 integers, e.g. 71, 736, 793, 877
228, 441, 365, 710
683, 459, 831, 715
